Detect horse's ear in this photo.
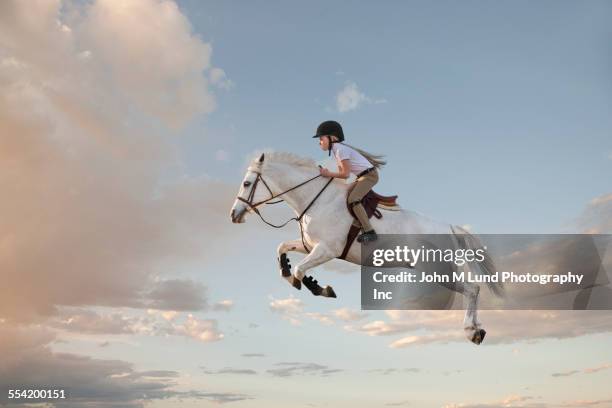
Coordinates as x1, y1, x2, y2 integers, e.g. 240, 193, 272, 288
258, 153, 265, 163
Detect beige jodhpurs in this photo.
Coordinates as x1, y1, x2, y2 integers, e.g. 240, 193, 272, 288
347, 168, 379, 232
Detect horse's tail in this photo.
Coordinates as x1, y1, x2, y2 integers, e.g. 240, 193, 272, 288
451, 225, 505, 298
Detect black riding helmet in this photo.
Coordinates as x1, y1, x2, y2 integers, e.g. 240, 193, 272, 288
312, 120, 344, 156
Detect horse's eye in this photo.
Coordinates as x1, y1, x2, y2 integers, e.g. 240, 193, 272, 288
243, 181, 252, 187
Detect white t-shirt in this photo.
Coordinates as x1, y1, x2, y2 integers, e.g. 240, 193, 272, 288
332, 143, 372, 175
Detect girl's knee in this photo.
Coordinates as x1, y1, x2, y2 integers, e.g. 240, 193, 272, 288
347, 192, 360, 203
348, 188, 364, 202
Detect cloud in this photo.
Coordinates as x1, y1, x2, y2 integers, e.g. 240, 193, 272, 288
284, 292, 612, 348
46, 307, 224, 343
442, 369, 464, 376
368, 368, 421, 375
202, 367, 257, 375
160, 310, 179, 321
552, 363, 612, 377
203, 361, 346, 379
241, 353, 265, 358
350, 310, 457, 337
335, 81, 387, 113
0, 323, 245, 407
0, 2, 249, 405
269, 296, 304, 325
48, 308, 139, 335
442, 395, 612, 408
269, 297, 303, 313
210, 67, 235, 90
451, 234, 610, 309
179, 391, 253, 404
332, 308, 368, 322
560, 398, 612, 407
346, 310, 612, 347
385, 400, 412, 407
389, 334, 459, 348
584, 363, 612, 374
266, 362, 343, 378
160, 313, 224, 342
212, 299, 234, 311
0, 0, 237, 324
269, 298, 366, 327
551, 370, 580, 377
443, 395, 541, 408
80, 0, 218, 128
304, 312, 334, 325
336, 82, 368, 113
576, 193, 612, 234
145, 279, 208, 311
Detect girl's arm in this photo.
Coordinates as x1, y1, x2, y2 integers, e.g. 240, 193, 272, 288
320, 159, 351, 179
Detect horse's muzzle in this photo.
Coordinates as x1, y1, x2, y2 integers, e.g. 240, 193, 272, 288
230, 207, 246, 223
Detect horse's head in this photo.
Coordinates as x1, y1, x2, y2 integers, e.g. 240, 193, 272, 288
230, 153, 271, 223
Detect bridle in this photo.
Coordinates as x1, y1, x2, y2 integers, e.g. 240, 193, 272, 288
236, 168, 334, 252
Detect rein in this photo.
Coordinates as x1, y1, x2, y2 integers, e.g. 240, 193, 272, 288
236, 171, 334, 252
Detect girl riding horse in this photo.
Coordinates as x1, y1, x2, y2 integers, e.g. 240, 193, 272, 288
313, 120, 386, 243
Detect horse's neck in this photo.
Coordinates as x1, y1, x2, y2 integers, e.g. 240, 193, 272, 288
266, 163, 342, 216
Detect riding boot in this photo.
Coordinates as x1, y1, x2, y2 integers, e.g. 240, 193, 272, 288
357, 229, 378, 243
352, 202, 378, 243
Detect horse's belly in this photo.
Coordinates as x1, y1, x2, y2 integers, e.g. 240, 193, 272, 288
343, 210, 452, 264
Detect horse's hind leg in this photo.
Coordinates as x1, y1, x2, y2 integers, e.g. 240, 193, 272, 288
277, 239, 307, 290
293, 243, 337, 298
444, 280, 485, 345
460, 282, 486, 345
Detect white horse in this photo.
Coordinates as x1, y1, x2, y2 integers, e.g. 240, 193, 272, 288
230, 152, 503, 344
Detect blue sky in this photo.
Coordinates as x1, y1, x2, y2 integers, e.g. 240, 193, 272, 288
176, 0, 611, 234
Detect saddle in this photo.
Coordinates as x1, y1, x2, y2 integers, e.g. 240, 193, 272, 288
346, 190, 399, 222
339, 190, 400, 259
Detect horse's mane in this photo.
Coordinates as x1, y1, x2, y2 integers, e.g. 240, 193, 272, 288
249, 151, 347, 189
251, 151, 317, 170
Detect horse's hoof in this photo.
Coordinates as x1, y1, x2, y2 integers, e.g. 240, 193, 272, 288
288, 275, 301, 290
471, 329, 486, 345
321, 286, 337, 298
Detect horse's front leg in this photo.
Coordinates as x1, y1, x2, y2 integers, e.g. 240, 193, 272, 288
277, 239, 307, 290
293, 243, 338, 298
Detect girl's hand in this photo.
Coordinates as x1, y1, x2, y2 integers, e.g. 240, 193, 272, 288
319, 167, 332, 177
